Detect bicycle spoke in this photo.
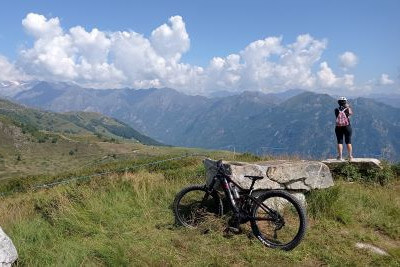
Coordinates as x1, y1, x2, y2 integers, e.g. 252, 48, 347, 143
174, 185, 222, 228
251, 191, 305, 250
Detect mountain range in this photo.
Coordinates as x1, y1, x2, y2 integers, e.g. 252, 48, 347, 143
1, 81, 400, 160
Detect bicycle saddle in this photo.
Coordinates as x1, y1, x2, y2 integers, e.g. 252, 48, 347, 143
244, 175, 264, 181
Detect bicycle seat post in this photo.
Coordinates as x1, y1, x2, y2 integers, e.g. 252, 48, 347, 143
250, 178, 259, 191
244, 175, 264, 190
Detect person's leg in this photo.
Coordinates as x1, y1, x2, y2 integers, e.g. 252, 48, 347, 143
345, 126, 353, 160
337, 144, 343, 159
347, 144, 353, 159
335, 127, 344, 159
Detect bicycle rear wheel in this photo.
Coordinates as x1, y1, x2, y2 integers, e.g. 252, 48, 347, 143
173, 185, 223, 228
250, 190, 306, 250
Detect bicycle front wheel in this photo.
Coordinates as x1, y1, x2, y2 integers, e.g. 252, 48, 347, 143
250, 190, 306, 250
173, 185, 223, 228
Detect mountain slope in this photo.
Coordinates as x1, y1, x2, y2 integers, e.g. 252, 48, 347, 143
5, 82, 281, 145
182, 92, 400, 159
0, 98, 164, 180
2, 81, 400, 160
0, 98, 162, 146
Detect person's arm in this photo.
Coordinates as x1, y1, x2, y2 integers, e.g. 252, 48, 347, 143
346, 104, 353, 117
335, 108, 339, 117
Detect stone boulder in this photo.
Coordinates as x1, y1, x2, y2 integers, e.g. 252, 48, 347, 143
203, 158, 334, 206
0, 227, 18, 267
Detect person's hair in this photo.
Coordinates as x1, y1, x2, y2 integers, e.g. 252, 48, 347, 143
338, 99, 347, 106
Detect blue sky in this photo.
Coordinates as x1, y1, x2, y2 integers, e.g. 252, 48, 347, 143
0, 0, 399, 95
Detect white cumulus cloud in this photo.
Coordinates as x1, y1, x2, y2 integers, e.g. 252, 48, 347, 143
203, 34, 330, 93
339, 51, 358, 70
0, 55, 27, 81
379, 73, 394, 85
17, 13, 200, 89
150, 16, 190, 62
317, 61, 354, 89
22, 13, 62, 39
5, 13, 361, 94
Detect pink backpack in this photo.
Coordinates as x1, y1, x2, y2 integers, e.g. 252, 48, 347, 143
336, 108, 349, 126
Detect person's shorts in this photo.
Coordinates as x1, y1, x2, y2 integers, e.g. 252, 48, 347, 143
335, 125, 352, 144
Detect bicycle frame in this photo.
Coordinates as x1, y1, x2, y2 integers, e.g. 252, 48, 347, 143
205, 171, 279, 222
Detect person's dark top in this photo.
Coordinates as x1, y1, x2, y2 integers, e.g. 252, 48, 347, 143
335, 105, 352, 125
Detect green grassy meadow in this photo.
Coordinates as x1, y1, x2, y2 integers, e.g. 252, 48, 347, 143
0, 151, 399, 266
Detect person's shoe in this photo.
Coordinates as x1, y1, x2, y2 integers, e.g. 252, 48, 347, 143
348, 156, 354, 162
336, 156, 344, 161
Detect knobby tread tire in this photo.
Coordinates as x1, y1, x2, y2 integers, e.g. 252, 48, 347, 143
250, 190, 307, 251
173, 184, 223, 228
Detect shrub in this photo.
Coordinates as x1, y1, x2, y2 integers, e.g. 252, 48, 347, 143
373, 162, 394, 185
334, 163, 362, 182
333, 162, 394, 185
391, 162, 400, 178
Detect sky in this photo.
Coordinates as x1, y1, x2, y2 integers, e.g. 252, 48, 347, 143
0, 0, 399, 96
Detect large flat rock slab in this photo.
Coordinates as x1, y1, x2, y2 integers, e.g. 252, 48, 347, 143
204, 158, 334, 192
0, 227, 18, 267
322, 158, 382, 171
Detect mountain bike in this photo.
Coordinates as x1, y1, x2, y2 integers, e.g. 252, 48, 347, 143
173, 160, 307, 250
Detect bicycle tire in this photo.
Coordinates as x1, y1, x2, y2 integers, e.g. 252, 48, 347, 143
250, 190, 306, 250
173, 184, 223, 228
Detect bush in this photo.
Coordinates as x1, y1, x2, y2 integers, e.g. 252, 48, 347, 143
334, 163, 362, 182
37, 137, 46, 143
333, 162, 394, 185
372, 162, 395, 185
391, 162, 400, 178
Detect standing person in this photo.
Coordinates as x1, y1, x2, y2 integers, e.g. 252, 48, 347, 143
335, 97, 353, 161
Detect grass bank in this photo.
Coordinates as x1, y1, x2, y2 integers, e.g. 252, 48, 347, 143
0, 157, 399, 266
